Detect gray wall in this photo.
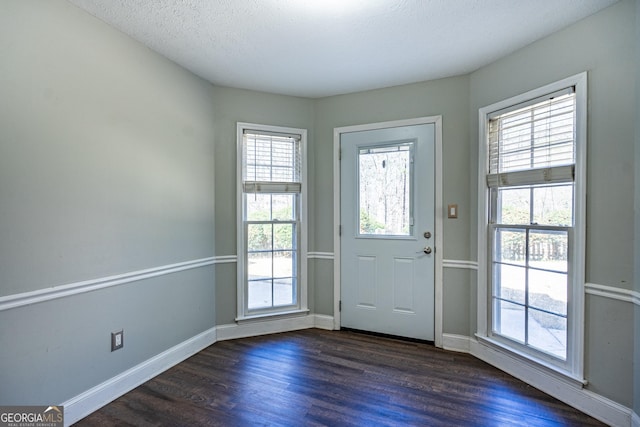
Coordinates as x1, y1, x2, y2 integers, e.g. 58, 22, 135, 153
469, 0, 637, 407
0, 1, 216, 404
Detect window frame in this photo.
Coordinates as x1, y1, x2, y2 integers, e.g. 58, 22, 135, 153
476, 73, 587, 382
236, 122, 308, 321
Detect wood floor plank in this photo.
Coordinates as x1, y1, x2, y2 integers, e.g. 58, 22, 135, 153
75, 329, 606, 426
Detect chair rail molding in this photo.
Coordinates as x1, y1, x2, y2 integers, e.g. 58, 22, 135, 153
442, 259, 478, 270
307, 252, 335, 260
585, 282, 640, 306
0, 256, 236, 312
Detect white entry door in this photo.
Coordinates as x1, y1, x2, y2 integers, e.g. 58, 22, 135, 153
340, 124, 435, 341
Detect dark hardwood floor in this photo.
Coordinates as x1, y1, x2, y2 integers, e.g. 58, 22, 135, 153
75, 329, 605, 426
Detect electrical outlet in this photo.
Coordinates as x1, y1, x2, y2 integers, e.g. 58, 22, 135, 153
111, 330, 123, 352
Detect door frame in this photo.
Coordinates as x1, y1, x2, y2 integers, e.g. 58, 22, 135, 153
333, 116, 444, 347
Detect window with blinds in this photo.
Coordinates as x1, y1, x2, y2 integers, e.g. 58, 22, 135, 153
243, 131, 302, 193
477, 73, 586, 381
487, 88, 575, 188
484, 82, 581, 365
237, 124, 307, 319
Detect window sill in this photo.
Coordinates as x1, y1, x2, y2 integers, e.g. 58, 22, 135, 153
235, 308, 310, 324
475, 334, 587, 388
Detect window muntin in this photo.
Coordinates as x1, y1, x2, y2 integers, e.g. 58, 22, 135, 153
239, 127, 306, 317
357, 142, 414, 237
488, 89, 576, 363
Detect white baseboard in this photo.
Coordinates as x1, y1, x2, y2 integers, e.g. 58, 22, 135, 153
216, 314, 334, 341
67, 321, 636, 427
442, 333, 471, 353
576, 390, 634, 427
62, 314, 335, 425
466, 339, 632, 427
313, 314, 335, 330
62, 326, 217, 426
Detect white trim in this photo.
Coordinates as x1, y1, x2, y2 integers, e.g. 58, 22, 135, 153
440, 333, 634, 426
313, 314, 336, 330
63, 314, 334, 425
0, 257, 218, 312
235, 309, 310, 323
442, 259, 478, 270
433, 116, 444, 348
468, 339, 633, 427
442, 333, 471, 353
477, 335, 587, 387
307, 252, 335, 260
62, 327, 218, 426
333, 116, 444, 346
213, 255, 238, 264
572, 72, 588, 378
476, 97, 490, 338
585, 282, 640, 306
216, 314, 321, 341
61, 318, 631, 427
333, 125, 342, 331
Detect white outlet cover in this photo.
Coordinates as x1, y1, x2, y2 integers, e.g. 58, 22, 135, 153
111, 330, 124, 351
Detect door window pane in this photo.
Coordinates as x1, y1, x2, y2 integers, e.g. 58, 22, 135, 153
358, 143, 413, 236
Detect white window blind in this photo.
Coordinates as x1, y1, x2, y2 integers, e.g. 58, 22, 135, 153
243, 130, 301, 193
487, 88, 576, 188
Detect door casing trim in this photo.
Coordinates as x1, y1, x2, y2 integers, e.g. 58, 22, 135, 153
333, 116, 443, 347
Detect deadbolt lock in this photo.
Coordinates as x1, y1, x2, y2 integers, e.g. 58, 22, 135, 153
423, 231, 432, 239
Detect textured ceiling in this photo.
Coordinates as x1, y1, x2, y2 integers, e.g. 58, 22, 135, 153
68, 0, 618, 98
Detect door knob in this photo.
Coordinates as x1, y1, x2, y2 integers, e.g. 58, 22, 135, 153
423, 247, 432, 255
